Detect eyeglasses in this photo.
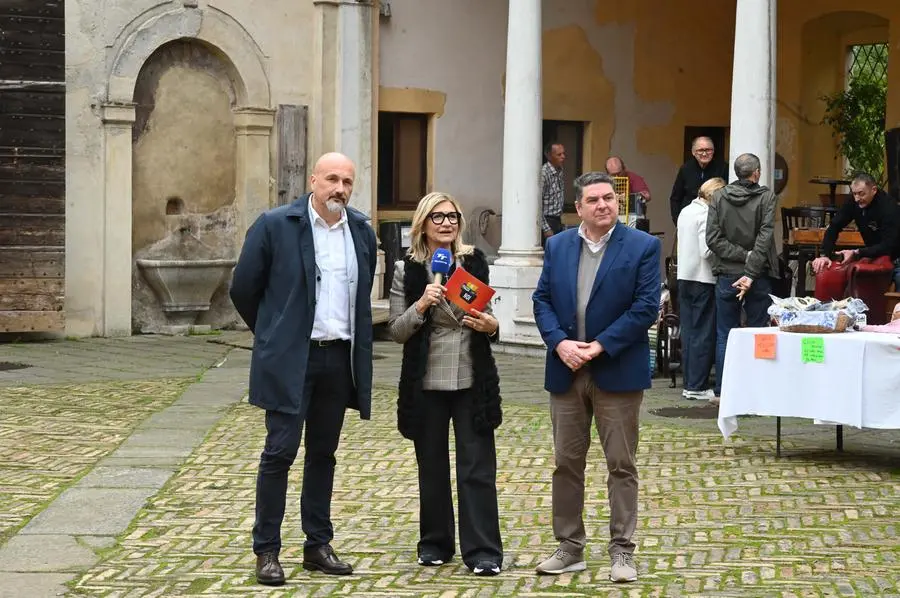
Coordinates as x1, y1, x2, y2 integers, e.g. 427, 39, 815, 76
694, 148, 714, 154
428, 211, 461, 225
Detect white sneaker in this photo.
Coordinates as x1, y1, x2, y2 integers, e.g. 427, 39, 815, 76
609, 553, 637, 583
682, 389, 713, 400
535, 548, 586, 575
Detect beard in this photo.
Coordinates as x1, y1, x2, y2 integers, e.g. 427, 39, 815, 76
325, 198, 345, 213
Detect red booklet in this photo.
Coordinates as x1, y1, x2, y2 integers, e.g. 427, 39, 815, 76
444, 266, 496, 314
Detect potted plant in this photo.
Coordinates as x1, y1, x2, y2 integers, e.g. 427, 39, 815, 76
820, 73, 888, 189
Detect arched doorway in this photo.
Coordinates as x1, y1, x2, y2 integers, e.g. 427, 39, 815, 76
78, 5, 273, 336
129, 40, 242, 332
798, 11, 889, 205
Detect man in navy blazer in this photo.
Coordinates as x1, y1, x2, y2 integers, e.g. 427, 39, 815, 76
532, 171, 660, 583
230, 152, 377, 585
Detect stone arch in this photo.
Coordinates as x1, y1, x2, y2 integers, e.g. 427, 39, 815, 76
91, 4, 274, 336
107, 5, 270, 107
797, 10, 890, 203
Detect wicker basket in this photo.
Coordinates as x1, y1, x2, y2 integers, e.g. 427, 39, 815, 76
778, 312, 852, 334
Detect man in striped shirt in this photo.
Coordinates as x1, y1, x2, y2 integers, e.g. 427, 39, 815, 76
541, 142, 567, 247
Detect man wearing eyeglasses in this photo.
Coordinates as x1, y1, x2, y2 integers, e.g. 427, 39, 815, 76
669, 137, 729, 224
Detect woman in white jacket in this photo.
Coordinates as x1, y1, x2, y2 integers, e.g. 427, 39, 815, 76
676, 177, 726, 401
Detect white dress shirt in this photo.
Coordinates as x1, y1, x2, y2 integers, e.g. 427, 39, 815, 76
308, 198, 354, 341
578, 222, 616, 254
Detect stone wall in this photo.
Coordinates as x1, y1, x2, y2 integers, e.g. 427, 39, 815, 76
65, 0, 315, 336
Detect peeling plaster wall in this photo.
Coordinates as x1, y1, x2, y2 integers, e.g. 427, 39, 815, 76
779, 4, 896, 207
380, 0, 900, 258
132, 42, 237, 253
379, 0, 736, 249
377, 0, 508, 215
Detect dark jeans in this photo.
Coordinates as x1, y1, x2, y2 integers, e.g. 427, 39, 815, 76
542, 215, 564, 248
252, 341, 353, 555
714, 275, 773, 396
414, 389, 503, 568
678, 280, 716, 392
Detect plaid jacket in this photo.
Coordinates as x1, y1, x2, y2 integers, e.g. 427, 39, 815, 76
390, 249, 502, 440
389, 261, 480, 391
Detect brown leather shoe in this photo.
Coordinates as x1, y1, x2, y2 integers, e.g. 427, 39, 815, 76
302, 545, 353, 575
256, 551, 285, 586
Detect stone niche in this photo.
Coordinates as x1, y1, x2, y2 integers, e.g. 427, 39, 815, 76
131, 40, 243, 333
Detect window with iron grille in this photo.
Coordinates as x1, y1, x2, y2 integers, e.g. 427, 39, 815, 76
847, 43, 888, 83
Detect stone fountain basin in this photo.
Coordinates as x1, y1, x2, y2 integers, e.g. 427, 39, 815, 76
136, 258, 236, 313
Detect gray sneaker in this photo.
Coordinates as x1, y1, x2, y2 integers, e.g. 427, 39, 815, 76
609, 553, 637, 583
535, 548, 586, 575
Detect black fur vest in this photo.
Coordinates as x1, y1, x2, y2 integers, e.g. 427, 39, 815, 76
397, 248, 502, 440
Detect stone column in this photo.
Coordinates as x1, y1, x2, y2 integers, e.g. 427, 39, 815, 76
101, 103, 136, 337
233, 107, 275, 250
728, 0, 777, 186
311, 0, 375, 215
489, 0, 546, 353
312, 0, 383, 298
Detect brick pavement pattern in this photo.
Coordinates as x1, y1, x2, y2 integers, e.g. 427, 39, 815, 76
0, 379, 192, 545
68, 389, 900, 597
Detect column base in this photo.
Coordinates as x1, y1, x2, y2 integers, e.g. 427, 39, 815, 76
489, 261, 546, 352
372, 248, 386, 301
493, 247, 544, 268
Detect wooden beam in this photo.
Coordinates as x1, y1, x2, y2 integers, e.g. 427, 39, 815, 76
0, 249, 64, 277
0, 213, 64, 246
0, 278, 63, 310
276, 104, 308, 206
0, 310, 64, 333
0, 196, 64, 214
0, 162, 65, 181
0, 89, 64, 116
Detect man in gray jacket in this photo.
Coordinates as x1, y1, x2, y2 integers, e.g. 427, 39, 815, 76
705, 153, 779, 398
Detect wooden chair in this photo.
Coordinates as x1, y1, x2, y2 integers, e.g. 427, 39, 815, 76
780, 207, 814, 262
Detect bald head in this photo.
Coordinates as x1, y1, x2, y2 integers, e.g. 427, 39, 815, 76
309, 152, 356, 223
605, 156, 625, 176
313, 152, 355, 176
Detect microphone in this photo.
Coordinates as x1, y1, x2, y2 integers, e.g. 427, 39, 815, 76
430, 248, 452, 285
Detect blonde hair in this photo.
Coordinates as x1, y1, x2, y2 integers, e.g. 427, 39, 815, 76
698, 177, 726, 202
406, 192, 474, 263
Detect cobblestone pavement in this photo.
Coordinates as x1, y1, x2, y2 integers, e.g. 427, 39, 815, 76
0, 379, 192, 545
68, 389, 899, 597
0, 335, 898, 597
0, 335, 228, 387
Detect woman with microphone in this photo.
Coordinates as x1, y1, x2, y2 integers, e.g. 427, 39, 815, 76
388, 191, 504, 576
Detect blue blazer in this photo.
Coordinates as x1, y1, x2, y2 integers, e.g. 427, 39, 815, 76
230, 194, 377, 419
532, 225, 661, 394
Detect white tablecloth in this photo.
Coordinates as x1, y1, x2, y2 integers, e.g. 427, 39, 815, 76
718, 328, 900, 439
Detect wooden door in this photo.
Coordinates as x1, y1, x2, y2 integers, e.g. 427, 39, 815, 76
0, 0, 65, 333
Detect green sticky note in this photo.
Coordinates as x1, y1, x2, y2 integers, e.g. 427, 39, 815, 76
800, 337, 825, 364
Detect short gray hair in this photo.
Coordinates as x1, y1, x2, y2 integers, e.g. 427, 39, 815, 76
733, 153, 761, 180
574, 171, 615, 202
852, 172, 877, 188
692, 136, 714, 150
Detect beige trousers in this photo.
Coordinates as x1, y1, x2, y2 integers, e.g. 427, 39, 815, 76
550, 369, 642, 557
